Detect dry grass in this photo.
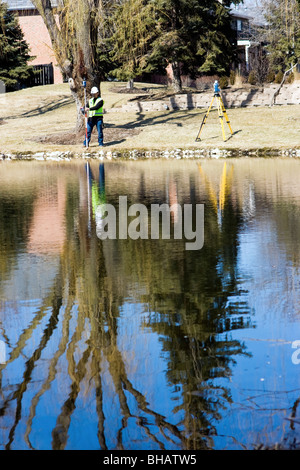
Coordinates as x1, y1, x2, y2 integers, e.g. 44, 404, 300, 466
0, 81, 300, 154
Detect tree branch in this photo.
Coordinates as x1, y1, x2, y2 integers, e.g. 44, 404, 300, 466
31, 0, 66, 69
270, 62, 299, 106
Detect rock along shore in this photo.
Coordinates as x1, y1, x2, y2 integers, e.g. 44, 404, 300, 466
1, 147, 300, 162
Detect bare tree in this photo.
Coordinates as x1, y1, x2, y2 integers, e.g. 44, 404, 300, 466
261, 0, 300, 71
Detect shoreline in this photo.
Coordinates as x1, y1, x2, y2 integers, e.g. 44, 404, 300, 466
1, 146, 300, 161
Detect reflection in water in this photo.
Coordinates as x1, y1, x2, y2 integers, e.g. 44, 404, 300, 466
0, 159, 300, 450
28, 177, 67, 254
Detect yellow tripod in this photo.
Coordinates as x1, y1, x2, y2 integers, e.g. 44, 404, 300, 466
195, 91, 233, 142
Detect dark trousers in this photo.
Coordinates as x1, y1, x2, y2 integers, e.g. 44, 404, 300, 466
84, 117, 103, 146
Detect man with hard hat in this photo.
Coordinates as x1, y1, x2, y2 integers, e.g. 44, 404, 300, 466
84, 86, 104, 147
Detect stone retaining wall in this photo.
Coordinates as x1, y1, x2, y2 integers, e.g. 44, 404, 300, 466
107, 82, 300, 113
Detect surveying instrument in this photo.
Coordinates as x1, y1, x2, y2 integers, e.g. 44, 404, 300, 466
195, 80, 233, 142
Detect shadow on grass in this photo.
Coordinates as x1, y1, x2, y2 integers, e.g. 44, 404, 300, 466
30, 107, 225, 147
196, 128, 242, 143
10, 96, 74, 119
14, 97, 219, 146
105, 108, 200, 132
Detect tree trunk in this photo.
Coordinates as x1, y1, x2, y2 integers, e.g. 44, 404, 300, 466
270, 63, 298, 106
32, 0, 102, 133
126, 78, 134, 89
68, 77, 85, 132
171, 62, 182, 93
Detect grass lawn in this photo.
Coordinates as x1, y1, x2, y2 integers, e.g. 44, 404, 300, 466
0, 81, 299, 155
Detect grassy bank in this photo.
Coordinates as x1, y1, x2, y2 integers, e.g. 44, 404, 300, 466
0, 81, 300, 156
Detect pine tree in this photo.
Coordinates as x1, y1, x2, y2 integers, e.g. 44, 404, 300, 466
0, 1, 34, 91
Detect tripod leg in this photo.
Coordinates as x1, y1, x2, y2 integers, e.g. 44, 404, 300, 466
217, 97, 226, 141
220, 96, 233, 135
195, 96, 215, 141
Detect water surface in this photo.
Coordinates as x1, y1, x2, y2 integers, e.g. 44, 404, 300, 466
0, 158, 300, 450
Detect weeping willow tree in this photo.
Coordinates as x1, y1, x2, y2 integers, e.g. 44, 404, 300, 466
109, 0, 157, 88
31, 0, 112, 130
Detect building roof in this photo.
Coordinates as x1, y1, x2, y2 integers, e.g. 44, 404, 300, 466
7, 0, 57, 9
231, 10, 253, 21
230, 0, 265, 24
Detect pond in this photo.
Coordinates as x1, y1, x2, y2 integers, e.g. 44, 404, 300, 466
0, 158, 300, 451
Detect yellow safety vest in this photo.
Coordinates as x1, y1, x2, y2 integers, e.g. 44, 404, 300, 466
89, 97, 104, 117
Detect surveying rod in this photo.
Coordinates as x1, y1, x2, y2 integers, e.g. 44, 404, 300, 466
82, 79, 88, 148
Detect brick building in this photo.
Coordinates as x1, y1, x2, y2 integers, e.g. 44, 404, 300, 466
7, 0, 63, 85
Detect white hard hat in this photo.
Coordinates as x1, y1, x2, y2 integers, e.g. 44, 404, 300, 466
91, 86, 99, 94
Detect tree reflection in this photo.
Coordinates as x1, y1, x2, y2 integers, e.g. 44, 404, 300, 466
107, 161, 252, 449
0, 160, 253, 450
